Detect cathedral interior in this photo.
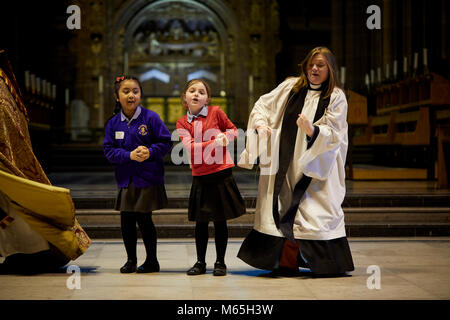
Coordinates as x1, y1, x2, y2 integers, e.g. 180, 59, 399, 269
1, 0, 450, 303
2, 0, 450, 184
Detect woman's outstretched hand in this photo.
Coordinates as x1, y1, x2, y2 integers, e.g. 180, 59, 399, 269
296, 114, 314, 137
255, 126, 272, 138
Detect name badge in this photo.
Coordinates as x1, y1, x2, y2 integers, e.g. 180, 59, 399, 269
115, 131, 125, 139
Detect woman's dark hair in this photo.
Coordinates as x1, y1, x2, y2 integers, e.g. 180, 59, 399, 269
112, 75, 143, 115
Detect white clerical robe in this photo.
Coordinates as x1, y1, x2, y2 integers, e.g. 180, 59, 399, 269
238, 77, 348, 240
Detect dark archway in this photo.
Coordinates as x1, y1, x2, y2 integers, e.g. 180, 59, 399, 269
110, 0, 239, 124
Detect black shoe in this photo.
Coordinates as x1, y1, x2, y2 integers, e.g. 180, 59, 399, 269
120, 260, 137, 273
137, 261, 160, 273
186, 261, 206, 275
213, 261, 227, 276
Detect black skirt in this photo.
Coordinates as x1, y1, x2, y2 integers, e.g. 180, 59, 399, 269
188, 168, 246, 222
115, 181, 168, 213
237, 229, 355, 275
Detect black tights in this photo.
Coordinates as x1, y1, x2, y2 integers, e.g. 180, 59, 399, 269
195, 221, 228, 264
120, 211, 157, 264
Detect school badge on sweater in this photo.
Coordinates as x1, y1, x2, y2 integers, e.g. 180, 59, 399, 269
138, 124, 148, 136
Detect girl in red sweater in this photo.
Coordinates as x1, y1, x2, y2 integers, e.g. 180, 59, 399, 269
176, 79, 245, 276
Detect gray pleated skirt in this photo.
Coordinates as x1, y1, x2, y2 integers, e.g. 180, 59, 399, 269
115, 181, 168, 213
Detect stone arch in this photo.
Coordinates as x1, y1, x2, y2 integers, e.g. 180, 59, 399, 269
108, 0, 240, 122
114, 0, 239, 40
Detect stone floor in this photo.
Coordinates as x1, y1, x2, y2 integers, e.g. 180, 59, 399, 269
1, 237, 449, 300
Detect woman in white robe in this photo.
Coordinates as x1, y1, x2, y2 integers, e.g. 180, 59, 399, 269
237, 47, 354, 276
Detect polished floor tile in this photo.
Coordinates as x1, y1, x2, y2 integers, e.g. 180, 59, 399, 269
1, 237, 449, 300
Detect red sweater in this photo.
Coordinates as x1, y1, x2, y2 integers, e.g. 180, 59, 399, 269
176, 106, 238, 176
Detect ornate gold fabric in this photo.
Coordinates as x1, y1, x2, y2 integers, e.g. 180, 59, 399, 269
0, 70, 91, 260
0, 74, 49, 184
0, 68, 28, 120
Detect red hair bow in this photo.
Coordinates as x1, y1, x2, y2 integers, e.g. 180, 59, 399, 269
116, 76, 125, 83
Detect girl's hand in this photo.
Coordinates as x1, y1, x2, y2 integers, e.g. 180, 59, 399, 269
296, 114, 314, 137
136, 146, 150, 160
130, 146, 150, 162
215, 133, 229, 147
130, 149, 140, 161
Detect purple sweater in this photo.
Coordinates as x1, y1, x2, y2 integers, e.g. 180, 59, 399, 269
103, 107, 173, 188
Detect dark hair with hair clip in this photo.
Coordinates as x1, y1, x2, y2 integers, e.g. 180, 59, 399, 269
104, 75, 143, 127
112, 75, 143, 115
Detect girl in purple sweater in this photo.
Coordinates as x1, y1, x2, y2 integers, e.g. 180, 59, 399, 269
104, 76, 172, 273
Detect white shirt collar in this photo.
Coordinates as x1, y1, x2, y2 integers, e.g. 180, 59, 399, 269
187, 105, 208, 123
121, 106, 142, 124
309, 83, 322, 90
